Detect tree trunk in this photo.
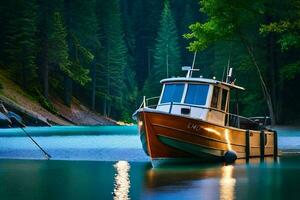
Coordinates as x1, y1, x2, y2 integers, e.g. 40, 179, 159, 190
103, 95, 107, 117
265, 7, 279, 123
91, 62, 96, 110
21, 55, 28, 91
108, 101, 111, 117
166, 43, 169, 77
244, 43, 276, 125
40, 0, 49, 99
43, 61, 49, 99
63, 75, 72, 107
276, 78, 284, 123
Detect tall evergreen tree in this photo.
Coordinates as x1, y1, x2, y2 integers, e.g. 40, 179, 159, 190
48, 12, 71, 80
3, 0, 38, 90
63, 0, 94, 106
97, 0, 129, 117
143, 0, 181, 97
132, 0, 163, 87
37, 0, 51, 99
37, 0, 64, 99
0, 1, 7, 66
121, 0, 138, 120
71, 0, 100, 111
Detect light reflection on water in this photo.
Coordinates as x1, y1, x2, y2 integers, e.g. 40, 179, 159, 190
113, 161, 131, 200
220, 165, 236, 200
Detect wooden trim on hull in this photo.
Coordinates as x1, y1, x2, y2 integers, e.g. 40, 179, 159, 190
138, 110, 275, 161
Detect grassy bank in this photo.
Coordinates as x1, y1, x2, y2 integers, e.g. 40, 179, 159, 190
0, 69, 116, 126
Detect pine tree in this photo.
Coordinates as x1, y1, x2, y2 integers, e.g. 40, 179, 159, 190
143, 0, 181, 97
132, 0, 163, 87
63, 0, 95, 106
179, 2, 196, 65
97, 0, 128, 117
0, 1, 7, 66
37, 0, 64, 99
48, 12, 71, 78
3, 0, 38, 90
120, 0, 138, 120
80, 0, 101, 111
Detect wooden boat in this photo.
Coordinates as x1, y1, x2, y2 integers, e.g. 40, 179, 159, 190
133, 67, 278, 167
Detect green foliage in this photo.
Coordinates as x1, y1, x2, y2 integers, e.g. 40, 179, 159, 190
260, 21, 300, 51
0, 81, 3, 90
120, 111, 134, 123
48, 12, 71, 77
184, 0, 264, 52
96, 0, 129, 117
183, 0, 277, 120
35, 90, 57, 114
178, 2, 195, 64
259, 0, 300, 83
64, 0, 99, 86
3, 0, 38, 90
144, 1, 181, 97
280, 62, 300, 80
1, 0, 300, 122
67, 34, 92, 85
260, 0, 300, 51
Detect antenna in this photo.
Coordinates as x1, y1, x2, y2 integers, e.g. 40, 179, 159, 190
184, 51, 197, 78
224, 44, 232, 82
190, 51, 197, 77
191, 51, 197, 70
183, 51, 200, 78
228, 68, 233, 77
227, 68, 233, 83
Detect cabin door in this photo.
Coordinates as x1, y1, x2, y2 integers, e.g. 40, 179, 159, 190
207, 87, 228, 126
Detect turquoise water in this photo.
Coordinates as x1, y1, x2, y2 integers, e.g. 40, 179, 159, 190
0, 157, 300, 200
0, 126, 300, 199
0, 126, 137, 137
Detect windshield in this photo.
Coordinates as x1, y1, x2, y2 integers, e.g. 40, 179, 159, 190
160, 84, 184, 104
184, 84, 209, 105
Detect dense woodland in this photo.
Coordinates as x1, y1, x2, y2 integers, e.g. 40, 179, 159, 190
0, 0, 299, 124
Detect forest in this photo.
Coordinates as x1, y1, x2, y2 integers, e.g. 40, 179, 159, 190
0, 0, 299, 124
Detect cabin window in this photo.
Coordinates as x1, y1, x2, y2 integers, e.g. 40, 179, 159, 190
184, 84, 209, 105
221, 89, 228, 111
211, 87, 220, 108
160, 84, 184, 104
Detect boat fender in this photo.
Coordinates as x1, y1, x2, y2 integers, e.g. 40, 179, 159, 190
6, 111, 24, 128
0, 112, 12, 128
224, 150, 237, 164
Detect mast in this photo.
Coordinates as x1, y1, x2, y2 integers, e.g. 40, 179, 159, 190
185, 51, 199, 78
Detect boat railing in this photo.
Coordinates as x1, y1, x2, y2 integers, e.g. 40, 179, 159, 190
142, 100, 265, 130
140, 96, 160, 109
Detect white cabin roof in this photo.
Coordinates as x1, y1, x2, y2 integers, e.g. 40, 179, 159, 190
160, 77, 245, 90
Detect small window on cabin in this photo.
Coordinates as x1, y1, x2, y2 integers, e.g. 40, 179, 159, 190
221, 89, 228, 111
184, 84, 209, 105
211, 87, 220, 108
160, 84, 184, 104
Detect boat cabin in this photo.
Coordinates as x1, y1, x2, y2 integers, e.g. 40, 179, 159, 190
156, 77, 245, 126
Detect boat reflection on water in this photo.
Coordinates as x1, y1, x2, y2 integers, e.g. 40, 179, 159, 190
144, 164, 237, 199
113, 161, 131, 200
111, 158, 278, 199
144, 158, 277, 200
220, 165, 236, 200
144, 163, 224, 199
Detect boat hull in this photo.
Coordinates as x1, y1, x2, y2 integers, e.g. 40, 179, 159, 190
137, 109, 275, 166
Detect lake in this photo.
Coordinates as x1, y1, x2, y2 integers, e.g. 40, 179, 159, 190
0, 126, 300, 200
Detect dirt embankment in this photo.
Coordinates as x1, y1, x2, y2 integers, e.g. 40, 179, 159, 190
0, 70, 116, 126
